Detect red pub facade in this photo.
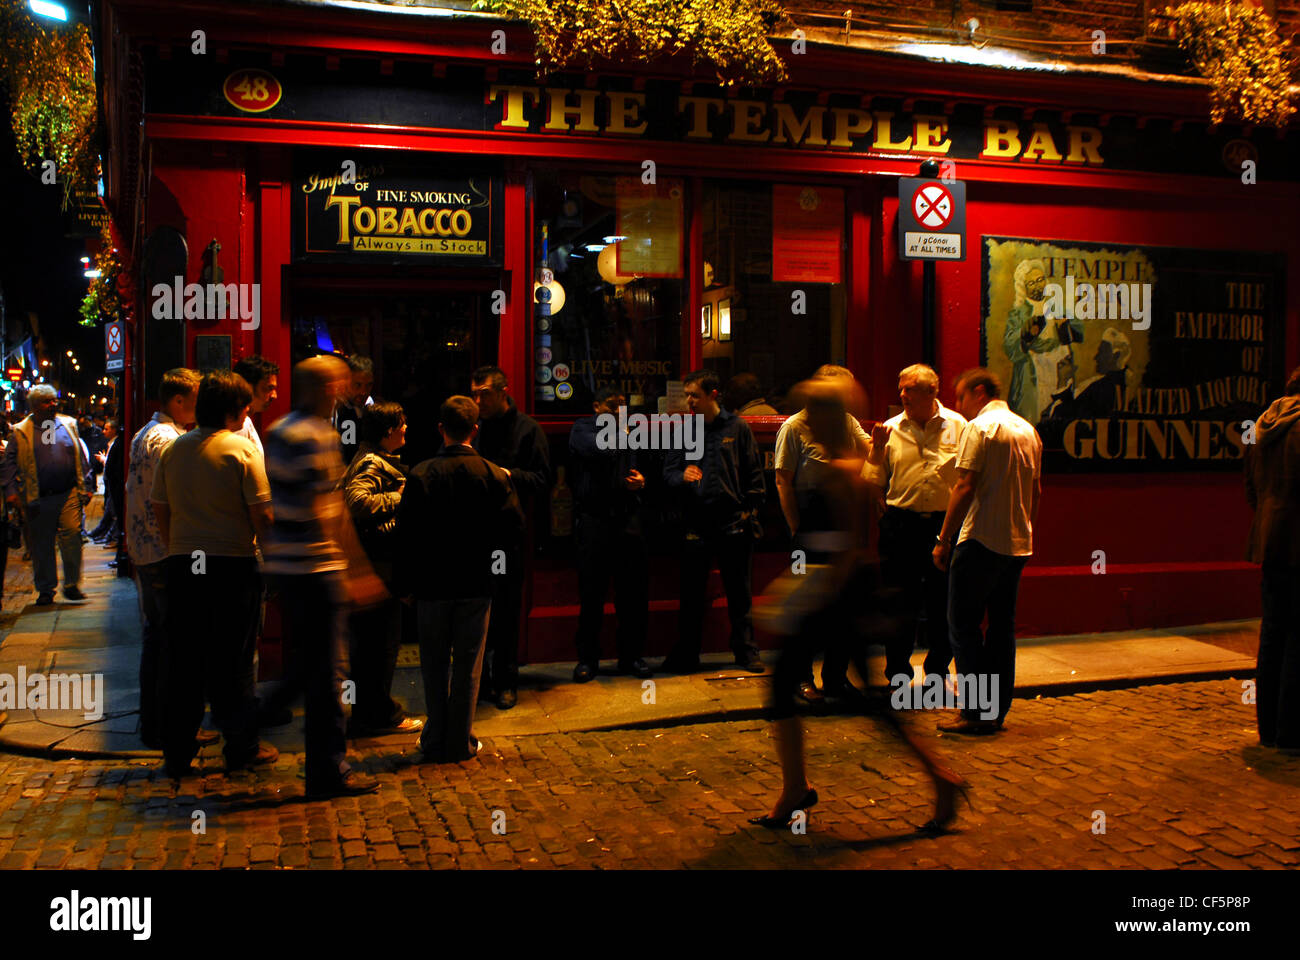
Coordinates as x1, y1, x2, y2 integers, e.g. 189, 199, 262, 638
97, 0, 1300, 665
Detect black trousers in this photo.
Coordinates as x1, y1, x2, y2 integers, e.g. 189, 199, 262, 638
484, 545, 523, 693
879, 507, 954, 680
348, 597, 404, 729
159, 555, 260, 771
574, 514, 648, 666
271, 572, 352, 790
674, 530, 756, 662
135, 560, 168, 745
1258, 564, 1300, 748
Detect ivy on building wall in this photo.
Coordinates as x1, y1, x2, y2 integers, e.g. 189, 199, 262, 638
475, 0, 790, 86
0, 0, 98, 206
80, 222, 130, 328
1168, 2, 1295, 127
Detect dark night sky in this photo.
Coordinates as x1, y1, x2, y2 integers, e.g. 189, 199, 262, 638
0, 74, 108, 399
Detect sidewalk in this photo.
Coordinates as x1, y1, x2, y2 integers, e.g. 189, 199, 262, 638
0, 542, 1260, 760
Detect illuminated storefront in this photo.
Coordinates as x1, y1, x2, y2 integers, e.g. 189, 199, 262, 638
99, 0, 1299, 663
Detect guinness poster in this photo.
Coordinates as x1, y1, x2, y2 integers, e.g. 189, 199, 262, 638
981, 237, 1285, 472
292, 152, 502, 264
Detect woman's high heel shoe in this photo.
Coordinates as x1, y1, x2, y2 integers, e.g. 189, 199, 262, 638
748, 788, 818, 829
922, 771, 971, 835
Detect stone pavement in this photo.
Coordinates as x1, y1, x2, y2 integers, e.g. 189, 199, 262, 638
0, 677, 1295, 870
0, 533, 1262, 758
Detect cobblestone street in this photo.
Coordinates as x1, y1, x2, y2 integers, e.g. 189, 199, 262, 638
1, 678, 1295, 870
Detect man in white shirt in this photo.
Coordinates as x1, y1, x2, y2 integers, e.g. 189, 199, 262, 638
864, 364, 967, 684
232, 355, 279, 457
932, 368, 1042, 734
123, 368, 200, 748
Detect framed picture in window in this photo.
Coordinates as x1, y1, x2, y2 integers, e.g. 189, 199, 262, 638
701, 303, 712, 339
717, 299, 732, 341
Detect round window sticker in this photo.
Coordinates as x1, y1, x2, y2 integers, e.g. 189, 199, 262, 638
555, 382, 573, 400
537, 317, 552, 333
553, 363, 570, 382
536, 346, 553, 364
537, 365, 553, 384
537, 385, 555, 402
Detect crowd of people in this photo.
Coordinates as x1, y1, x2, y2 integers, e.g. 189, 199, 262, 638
0, 349, 1293, 824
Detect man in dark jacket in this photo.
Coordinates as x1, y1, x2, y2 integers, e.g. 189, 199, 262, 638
568, 387, 652, 683
470, 365, 550, 710
397, 395, 524, 761
663, 369, 767, 673
1246, 365, 1300, 753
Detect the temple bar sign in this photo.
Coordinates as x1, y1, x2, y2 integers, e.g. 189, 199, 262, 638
488, 86, 1106, 165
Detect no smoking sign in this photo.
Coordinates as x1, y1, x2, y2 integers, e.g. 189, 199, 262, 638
105, 321, 125, 372
898, 177, 966, 261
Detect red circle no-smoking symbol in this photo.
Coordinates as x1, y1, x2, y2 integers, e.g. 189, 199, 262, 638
912, 183, 954, 230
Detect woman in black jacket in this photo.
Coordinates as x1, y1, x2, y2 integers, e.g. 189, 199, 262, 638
342, 402, 423, 736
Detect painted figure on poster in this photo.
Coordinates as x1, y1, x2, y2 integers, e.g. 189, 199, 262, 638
1044, 327, 1132, 420
1003, 258, 1084, 424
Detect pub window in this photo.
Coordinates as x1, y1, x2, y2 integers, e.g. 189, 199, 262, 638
532, 170, 684, 415
701, 180, 847, 414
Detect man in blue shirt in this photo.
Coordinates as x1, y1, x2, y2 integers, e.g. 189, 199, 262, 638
1, 385, 89, 605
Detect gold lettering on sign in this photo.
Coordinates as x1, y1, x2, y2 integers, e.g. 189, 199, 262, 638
830, 107, 872, 148
488, 85, 540, 129
870, 111, 911, 151
607, 92, 647, 136
678, 96, 725, 139
1020, 122, 1063, 162
729, 100, 770, 142
1065, 125, 1104, 164
981, 119, 1021, 159
771, 103, 826, 146
543, 89, 601, 133
911, 115, 951, 155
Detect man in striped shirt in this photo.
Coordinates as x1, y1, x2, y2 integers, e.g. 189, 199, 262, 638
263, 355, 385, 798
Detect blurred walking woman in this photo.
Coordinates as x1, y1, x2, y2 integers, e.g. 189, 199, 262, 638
342, 402, 423, 736
751, 375, 969, 833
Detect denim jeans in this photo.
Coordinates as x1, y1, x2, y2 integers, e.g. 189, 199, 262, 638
947, 538, 1028, 723
1258, 565, 1300, 747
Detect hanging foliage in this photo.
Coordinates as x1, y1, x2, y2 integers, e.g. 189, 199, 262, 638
1167, 2, 1295, 127
474, 0, 790, 86
80, 221, 129, 328
0, 0, 98, 206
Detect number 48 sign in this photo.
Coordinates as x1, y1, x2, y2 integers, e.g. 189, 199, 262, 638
222, 69, 283, 114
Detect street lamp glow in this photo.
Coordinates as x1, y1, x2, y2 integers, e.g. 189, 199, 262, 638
28, 1, 68, 22
66, 351, 73, 357
80, 256, 90, 264
84, 269, 101, 278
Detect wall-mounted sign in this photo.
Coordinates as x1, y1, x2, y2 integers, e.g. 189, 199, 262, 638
223, 69, 283, 113
194, 335, 231, 374
5, 368, 22, 382
772, 185, 845, 283
105, 321, 125, 372
292, 152, 502, 264
143, 54, 1300, 178
981, 236, 1285, 472
898, 178, 966, 261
